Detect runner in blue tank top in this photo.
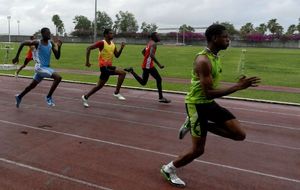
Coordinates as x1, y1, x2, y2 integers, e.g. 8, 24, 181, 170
12, 27, 63, 107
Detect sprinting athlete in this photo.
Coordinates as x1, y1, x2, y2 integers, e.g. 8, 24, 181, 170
13, 27, 62, 108
15, 35, 35, 77
81, 28, 126, 108
161, 24, 261, 187
124, 32, 170, 103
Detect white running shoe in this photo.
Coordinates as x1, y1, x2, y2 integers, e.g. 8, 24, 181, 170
113, 93, 126, 100
160, 165, 186, 187
81, 95, 89, 107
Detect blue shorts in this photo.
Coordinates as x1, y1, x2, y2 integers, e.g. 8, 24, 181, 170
33, 67, 55, 82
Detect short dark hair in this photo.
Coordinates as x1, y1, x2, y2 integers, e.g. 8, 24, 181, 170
205, 24, 226, 42
41, 27, 50, 34
103, 29, 112, 36
149, 32, 157, 39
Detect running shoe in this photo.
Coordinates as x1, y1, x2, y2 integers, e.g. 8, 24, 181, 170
81, 95, 89, 107
15, 94, 22, 108
124, 67, 133, 73
160, 165, 186, 187
46, 96, 55, 106
179, 116, 191, 139
113, 93, 126, 100
159, 97, 171, 103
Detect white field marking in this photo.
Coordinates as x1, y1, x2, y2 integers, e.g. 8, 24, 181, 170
0, 113, 299, 151
1, 88, 183, 115
0, 119, 300, 184
0, 158, 112, 190
244, 139, 300, 151
208, 133, 300, 151
1, 87, 300, 117
197, 125, 298, 151
2, 97, 299, 134
2, 74, 300, 107
2, 95, 300, 133
0, 100, 300, 150
1, 87, 300, 124
227, 106, 300, 118
241, 120, 300, 131
11, 75, 300, 107
193, 159, 300, 184
51, 92, 300, 117
0, 99, 175, 130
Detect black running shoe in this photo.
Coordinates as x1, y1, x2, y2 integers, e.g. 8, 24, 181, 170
124, 67, 133, 72
159, 97, 171, 103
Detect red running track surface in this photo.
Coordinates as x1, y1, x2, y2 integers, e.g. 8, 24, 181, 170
0, 76, 299, 190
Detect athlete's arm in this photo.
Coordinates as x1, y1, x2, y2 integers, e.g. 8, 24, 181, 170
114, 42, 125, 58
141, 48, 146, 56
150, 43, 164, 69
12, 40, 38, 64
51, 39, 62, 60
196, 55, 260, 100
85, 41, 103, 67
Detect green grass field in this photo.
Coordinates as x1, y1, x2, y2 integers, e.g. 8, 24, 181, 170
1, 43, 300, 103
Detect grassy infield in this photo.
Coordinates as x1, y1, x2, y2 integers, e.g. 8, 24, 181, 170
1, 43, 300, 104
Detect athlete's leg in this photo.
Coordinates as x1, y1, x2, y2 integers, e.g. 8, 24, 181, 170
16, 58, 31, 75
130, 68, 150, 86
47, 72, 62, 98
208, 119, 246, 141
113, 68, 126, 94
174, 136, 206, 168
84, 78, 108, 99
204, 102, 246, 141
18, 79, 39, 99
161, 128, 206, 187
83, 67, 110, 101
149, 67, 163, 99
15, 79, 40, 108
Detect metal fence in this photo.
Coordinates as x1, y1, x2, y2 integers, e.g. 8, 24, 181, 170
1, 35, 299, 48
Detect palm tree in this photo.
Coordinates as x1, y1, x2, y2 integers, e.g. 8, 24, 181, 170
52, 14, 64, 36
267, 19, 283, 35
255, 23, 267, 34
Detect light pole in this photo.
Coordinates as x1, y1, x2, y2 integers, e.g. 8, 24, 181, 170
7, 16, 11, 43
17, 20, 20, 35
94, 0, 97, 42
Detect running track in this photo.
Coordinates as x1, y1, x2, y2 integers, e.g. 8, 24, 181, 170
0, 76, 299, 190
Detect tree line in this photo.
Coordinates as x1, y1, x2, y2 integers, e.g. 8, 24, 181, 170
50, 11, 300, 40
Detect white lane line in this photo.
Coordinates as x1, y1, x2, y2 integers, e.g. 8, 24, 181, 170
1, 119, 299, 184
245, 139, 300, 151
1, 101, 300, 151
227, 106, 300, 117
194, 159, 300, 184
0, 100, 172, 130
0, 158, 112, 190
1, 97, 299, 132
242, 120, 300, 131
2, 87, 300, 117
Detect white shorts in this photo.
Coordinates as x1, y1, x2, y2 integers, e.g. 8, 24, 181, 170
33, 67, 55, 82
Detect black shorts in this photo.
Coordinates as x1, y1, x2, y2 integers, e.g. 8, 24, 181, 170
185, 101, 236, 137
100, 66, 117, 80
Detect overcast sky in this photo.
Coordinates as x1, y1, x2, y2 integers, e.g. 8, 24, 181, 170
0, 0, 299, 35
